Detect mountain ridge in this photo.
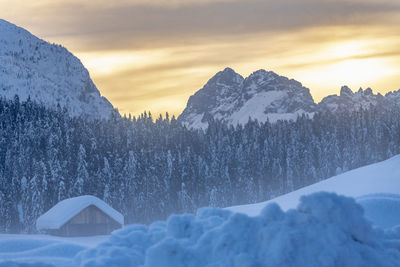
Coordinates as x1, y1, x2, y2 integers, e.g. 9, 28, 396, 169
0, 19, 116, 120
179, 67, 400, 129
2, 19, 399, 124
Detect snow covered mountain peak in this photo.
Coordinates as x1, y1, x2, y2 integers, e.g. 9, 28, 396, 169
208, 67, 244, 86
385, 88, 400, 100
201, 67, 244, 99
319, 86, 385, 113
0, 19, 116, 119
244, 69, 278, 86
179, 68, 317, 129
339, 85, 353, 97
178, 68, 244, 129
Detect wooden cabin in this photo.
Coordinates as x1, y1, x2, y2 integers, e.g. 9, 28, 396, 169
36, 195, 124, 237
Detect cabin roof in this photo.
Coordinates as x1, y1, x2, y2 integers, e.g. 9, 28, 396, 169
36, 195, 124, 230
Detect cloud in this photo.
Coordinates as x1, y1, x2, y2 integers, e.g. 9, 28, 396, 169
4, 0, 400, 51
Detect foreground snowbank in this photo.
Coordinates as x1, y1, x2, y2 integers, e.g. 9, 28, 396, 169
74, 192, 400, 267
2, 192, 400, 266
357, 194, 400, 229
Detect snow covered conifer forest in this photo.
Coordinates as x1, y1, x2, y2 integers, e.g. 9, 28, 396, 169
0, 95, 400, 233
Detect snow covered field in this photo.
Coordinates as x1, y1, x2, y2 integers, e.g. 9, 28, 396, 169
0, 234, 107, 267
1, 155, 400, 266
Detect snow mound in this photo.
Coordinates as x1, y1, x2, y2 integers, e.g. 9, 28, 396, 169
36, 195, 123, 231
73, 192, 400, 267
3, 193, 400, 266
357, 194, 400, 229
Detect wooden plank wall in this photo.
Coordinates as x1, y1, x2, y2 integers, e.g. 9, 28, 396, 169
51, 205, 122, 236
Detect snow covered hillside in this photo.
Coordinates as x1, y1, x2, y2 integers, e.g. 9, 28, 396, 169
0, 19, 116, 119
228, 154, 400, 225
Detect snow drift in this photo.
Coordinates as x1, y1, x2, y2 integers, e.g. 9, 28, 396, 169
1, 192, 400, 266
72, 192, 400, 267
357, 194, 400, 229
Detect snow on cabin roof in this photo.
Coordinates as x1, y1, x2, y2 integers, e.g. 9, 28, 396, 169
36, 195, 124, 230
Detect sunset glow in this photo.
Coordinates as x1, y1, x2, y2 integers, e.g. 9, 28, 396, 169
2, 0, 400, 116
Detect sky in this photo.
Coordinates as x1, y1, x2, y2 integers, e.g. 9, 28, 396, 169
2, 0, 400, 117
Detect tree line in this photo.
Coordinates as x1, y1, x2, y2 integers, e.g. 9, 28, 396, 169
0, 95, 399, 233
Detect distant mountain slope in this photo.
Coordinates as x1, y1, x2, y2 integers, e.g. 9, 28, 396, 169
179, 68, 400, 129
0, 19, 116, 119
179, 68, 317, 129
228, 154, 400, 218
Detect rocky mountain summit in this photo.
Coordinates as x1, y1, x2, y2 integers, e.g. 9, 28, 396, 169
0, 19, 116, 119
179, 68, 317, 129
319, 86, 382, 112
179, 68, 400, 129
